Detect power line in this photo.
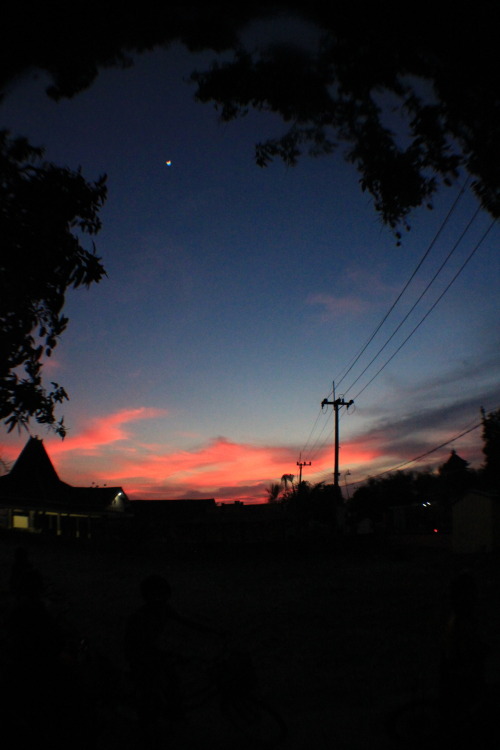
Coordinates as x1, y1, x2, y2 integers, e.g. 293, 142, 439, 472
345, 403, 499, 489
351, 218, 495, 401
343, 203, 483, 397
345, 420, 485, 488
305, 408, 333, 462
298, 184, 472, 462
297, 188, 492, 473
334, 181, 470, 390
300, 403, 328, 457
301, 405, 495, 488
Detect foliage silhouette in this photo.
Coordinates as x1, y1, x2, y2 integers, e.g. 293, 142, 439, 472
0, 131, 107, 436
265, 482, 283, 504
480, 407, 500, 488
2, 3, 498, 431
348, 450, 480, 530
2, 2, 499, 236
266, 477, 340, 532
348, 471, 427, 526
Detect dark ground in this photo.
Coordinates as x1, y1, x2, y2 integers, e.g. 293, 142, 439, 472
1, 534, 499, 749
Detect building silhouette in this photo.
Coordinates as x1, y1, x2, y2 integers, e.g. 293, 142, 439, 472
0, 437, 130, 538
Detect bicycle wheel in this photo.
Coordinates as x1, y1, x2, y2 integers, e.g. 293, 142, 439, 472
221, 695, 288, 747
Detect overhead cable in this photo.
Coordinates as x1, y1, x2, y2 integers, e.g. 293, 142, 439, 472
345, 420, 484, 488
344, 203, 483, 397
335, 180, 470, 389
299, 184, 471, 462
350, 218, 495, 401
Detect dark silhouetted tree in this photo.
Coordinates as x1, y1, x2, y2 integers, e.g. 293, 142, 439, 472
2, 3, 499, 428
280, 473, 295, 491
349, 469, 440, 528
480, 407, 500, 489
265, 482, 283, 504
276, 479, 340, 532
348, 458, 482, 532
2, 3, 498, 238
0, 131, 107, 436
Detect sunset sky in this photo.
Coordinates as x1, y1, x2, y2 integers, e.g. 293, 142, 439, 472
1, 39, 499, 502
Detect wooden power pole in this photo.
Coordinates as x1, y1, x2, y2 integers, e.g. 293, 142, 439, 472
296, 458, 311, 483
321, 385, 353, 492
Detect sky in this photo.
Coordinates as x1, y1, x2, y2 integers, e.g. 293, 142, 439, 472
1, 34, 499, 502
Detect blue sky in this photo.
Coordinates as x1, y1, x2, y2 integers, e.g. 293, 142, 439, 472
1, 43, 499, 501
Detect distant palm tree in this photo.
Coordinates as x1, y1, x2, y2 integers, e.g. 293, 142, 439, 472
266, 474, 296, 503
281, 474, 295, 491
265, 482, 282, 504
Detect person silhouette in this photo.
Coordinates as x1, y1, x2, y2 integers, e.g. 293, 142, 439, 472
125, 574, 222, 748
2, 549, 74, 747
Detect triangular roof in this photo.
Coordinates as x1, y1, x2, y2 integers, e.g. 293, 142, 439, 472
0, 436, 70, 502
0, 437, 128, 511
440, 449, 469, 474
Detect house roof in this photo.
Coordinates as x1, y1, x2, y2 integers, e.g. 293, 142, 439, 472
0, 437, 128, 511
0, 437, 68, 502
440, 449, 469, 474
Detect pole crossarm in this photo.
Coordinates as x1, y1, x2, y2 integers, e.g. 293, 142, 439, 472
296, 460, 312, 483
321, 393, 354, 489
321, 397, 354, 408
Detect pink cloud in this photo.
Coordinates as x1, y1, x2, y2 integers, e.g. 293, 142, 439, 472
102, 437, 301, 487
307, 270, 397, 322
84, 435, 381, 501
0, 407, 397, 504
48, 407, 168, 456
307, 293, 367, 319
39, 355, 63, 374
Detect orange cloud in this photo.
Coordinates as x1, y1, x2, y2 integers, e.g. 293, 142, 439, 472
101, 437, 299, 486
88, 436, 380, 502
0, 406, 385, 504
48, 407, 168, 456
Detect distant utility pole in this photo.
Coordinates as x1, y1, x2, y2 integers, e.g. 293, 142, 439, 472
296, 458, 312, 483
321, 384, 353, 492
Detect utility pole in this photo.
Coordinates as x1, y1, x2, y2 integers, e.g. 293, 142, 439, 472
321, 384, 353, 493
296, 458, 311, 483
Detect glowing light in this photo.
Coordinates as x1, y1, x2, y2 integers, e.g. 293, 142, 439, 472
165, 160, 172, 166
433, 529, 439, 533
13, 515, 29, 529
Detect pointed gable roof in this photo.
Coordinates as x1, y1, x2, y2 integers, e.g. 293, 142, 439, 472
0, 437, 129, 511
0, 436, 70, 502
440, 449, 469, 475
9, 436, 63, 483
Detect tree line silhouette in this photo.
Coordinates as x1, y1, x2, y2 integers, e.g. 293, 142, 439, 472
267, 408, 500, 531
